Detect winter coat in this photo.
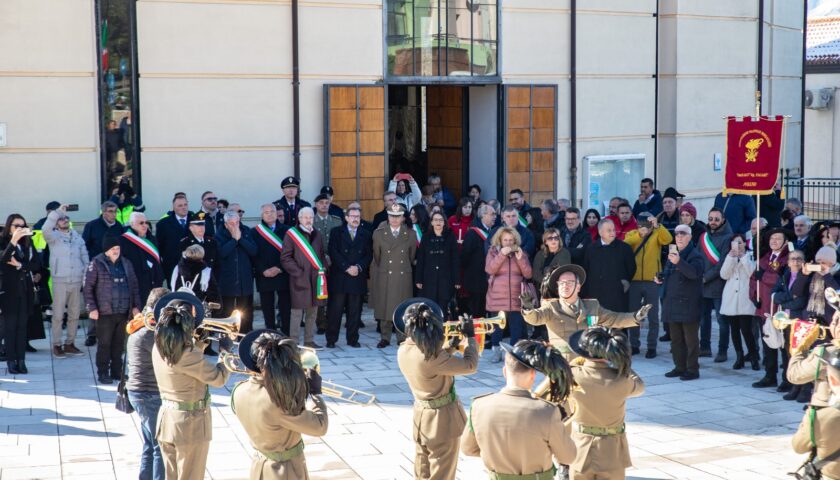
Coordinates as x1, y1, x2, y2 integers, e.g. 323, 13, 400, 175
81, 216, 124, 258
720, 253, 757, 316
272, 197, 311, 228
216, 224, 257, 297
749, 249, 788, 319
119, 228, 164, 306
714, 193, 756, 235
0, 239, 39, 322
485, 246, 532, 312
460, 224, 492, 295
771, 268, 811, 319
633, 190, 663, 217
371, 225, 417, 321
604, 215, 638, 242
582, 240, 636, 312
179, 234, 218, 272
661, 242, 705, 323
561, 225, 592, 265
280, 227, 328, 309
42, 210, 88, 283
171, 258, 220, 305
390, 179, 423, 211
83, 254, 142, 317
415, 230, 460, 307
327, 225, 373, 296
252, 221, 290, 293
624, 225, 673, 282
447, 214, 474, 247
486, 224, 536, 260
699, 222, 734, 299
155, 212, 194, 281
759, 190, 785, 228
532, 248, 571, 298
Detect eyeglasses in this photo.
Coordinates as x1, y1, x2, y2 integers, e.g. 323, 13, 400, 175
789, 258, 805, 263
546, 236, 560, 241
237, 210, 245, 214
137, 221, 150, 225
204, 197, 218, 202
11, 223, 25, 228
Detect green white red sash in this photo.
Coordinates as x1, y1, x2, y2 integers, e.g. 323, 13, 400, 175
518, 213, 528, 228
255, 223, 284, 253
413, 224, 423, 246
699, 232, 720, 264
122, 231, 160, 263
470, 226, 488, 241
287, 227, 328, 300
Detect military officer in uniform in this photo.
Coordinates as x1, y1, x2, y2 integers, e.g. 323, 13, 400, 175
179, 212, 219, 272
372, 203, 417, 348
396, 299, 479, 480
792, 347, 840, 480
787, 311, 840, 407
567, 327, 645, 480
151, 292, 231, 480
521, 264, 651, 359
273, 176, 311, 228
313, 193, 343, 334
461, 340, 577, 479
231, 329, 328, 480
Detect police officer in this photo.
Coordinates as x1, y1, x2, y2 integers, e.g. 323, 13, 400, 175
567, 327, 645, 480
273, 176, 311, 228
151, 292, 231, 480
396, 300, 478, 480
461, 340, 577, 479
521, 264, 651, 359
792, 347, 840, 480
231, 329, 328, 480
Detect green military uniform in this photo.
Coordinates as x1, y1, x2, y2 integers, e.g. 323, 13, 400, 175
567, 360, 645, 480
152, 340, 230, 480
232, 378, 328, 480
461, 387, 577, 479
397, 337, 478, 480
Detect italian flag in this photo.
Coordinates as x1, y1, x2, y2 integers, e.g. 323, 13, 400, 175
287, 227, 328, 300
700, 232, 720, 264
122, 231, 160, 263
518, 213, 528, 228
255, 224, 284, 253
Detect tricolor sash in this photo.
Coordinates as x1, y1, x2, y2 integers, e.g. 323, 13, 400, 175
518, 213, 528, 228
287, 227, 328, 300
255, 223, 284, 253
699, 232, 720, 265
413, 224, 423, 246
470, 227, 488, 242
122, 231, 160, 263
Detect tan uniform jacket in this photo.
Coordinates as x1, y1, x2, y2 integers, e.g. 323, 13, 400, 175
461, 387, 577, 475
313, 214, 342, 261
568, 361, 645, 473
792, 405, 840, 480
523, 298, 639, 358
152, 342, 230, 444
372, 225, 417, 321
232, 379, 329, 480
397, 338, 478, 443
787, 345, 836, 407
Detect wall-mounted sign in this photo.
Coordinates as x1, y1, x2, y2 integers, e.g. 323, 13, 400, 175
0, 123, 6, 147
714, 153, 722, 171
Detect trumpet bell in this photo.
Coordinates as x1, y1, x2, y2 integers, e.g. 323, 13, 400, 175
826, 288, 840, 308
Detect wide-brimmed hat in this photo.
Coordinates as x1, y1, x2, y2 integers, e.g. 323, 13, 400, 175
392, 297, 444, 335
499, 342, 533, 369
153, 291, 205, 325
662, 187, 685, 200
547, 264, 587, 287
763, 227, 794, 243
568, 329, 594, 360
237, 328, 276, 373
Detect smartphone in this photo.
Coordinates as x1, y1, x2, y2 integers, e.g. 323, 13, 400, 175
395, 173, 412, 181
66, 204, 79, 212
669, 244, 678, 255
806, 264, 822, 273
787, 241, 795, 253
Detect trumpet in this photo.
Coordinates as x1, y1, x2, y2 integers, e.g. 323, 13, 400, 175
443, 313, 506, 355
770, 310, 830, 337
826, 288, 840, 310
194, 311, 244, 342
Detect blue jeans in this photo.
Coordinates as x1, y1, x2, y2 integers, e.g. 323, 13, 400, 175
489, 311, 525, 347
128, 390, 164, 480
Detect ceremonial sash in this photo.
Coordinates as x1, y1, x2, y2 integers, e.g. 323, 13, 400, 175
122, 231, 160, 263
470, 227, 488, 241
699, 232, 720, 265
518, 213, 528, 228
255, 223, 284, 253
287, 227, 328, 300
413, 224, 423, 246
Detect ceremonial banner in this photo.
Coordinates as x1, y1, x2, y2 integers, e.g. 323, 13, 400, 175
724, 115, 785, 195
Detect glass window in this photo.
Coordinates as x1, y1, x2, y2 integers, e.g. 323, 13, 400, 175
387, 0, 498, 78
98, 0, 140, 202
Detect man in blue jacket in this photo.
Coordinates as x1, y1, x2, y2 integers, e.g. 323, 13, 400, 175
216, 210, 257, 333
714, 192, 756, 235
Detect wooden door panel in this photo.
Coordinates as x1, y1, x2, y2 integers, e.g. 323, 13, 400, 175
426, 86, 464, 203
504, 85, 557, 205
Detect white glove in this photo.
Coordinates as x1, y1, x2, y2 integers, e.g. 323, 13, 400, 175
200, 267, 211, 291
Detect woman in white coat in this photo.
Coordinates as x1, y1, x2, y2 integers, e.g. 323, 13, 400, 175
720, 233, 760, 371
389, 174, 422, 211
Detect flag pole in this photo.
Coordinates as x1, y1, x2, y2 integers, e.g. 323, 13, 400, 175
754, 90, 762, 303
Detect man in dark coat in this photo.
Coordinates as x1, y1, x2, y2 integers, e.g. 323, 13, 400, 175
156, 195, 193, 284
757, 179, 785, 228
372, 191, 398, 230
462, 205, 497, 316
698, 207, 733, 361
326, 206, 373, 348
178, 212, 218, 273
216, 210, 257, 333
486, 206, 536, 260
197, 191, 224, 238
582, 219, 636, 312
560, 207, 591, 265
632, 178, 663, 217
272, 176, 311, 228
253, 203, 291, 335
119, 212, 163, 307
82, 200, 124, 258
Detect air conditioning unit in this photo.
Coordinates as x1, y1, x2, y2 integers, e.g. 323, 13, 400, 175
805, 88, 835, 110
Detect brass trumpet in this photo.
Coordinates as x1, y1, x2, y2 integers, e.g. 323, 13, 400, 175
194, 311, 244, 342
826, 288, 840, 310
443, 312, 506, 355
770, 310, 830, 337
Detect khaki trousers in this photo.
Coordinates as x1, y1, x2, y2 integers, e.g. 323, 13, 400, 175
51, 281, 81, 346
158, 440, 209, 480
414, 436, 460, 480
290, 307, 317, 344
571, 469, 626, 480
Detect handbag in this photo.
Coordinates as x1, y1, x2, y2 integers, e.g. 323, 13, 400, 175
115, 339, 134, 414
763, 304, 785, 350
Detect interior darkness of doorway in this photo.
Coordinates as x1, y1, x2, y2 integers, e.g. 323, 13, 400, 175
388, 85, 427, 184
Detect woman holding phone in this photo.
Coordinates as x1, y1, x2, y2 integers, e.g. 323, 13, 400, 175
720, 234, 761, 371
389, 173, 422, 211
0, 214, 40, 374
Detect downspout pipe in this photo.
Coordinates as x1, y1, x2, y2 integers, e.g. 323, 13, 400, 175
570, 0, 577, 205
757, 0, 764, 112
292, 0, 301, 178
128, 0, 142, 193
653, 3, 659, 183
800, 1, 807, 176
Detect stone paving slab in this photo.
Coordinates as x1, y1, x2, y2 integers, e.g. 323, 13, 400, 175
0, 310, 814, 479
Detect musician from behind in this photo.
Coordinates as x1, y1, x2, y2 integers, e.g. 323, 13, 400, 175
461, 340, 577, 478
396, 302, 478, 480
788, 311, 840, 407
231, 330, 328, 479
152, 295, 231, 480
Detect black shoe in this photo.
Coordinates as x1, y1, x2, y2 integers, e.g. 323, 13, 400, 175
348, 342, 361, 348
732, 353, 745, 370
714, 352, 727, 363
699, 348, 713, 358
203, 345, 218, 357
631, 347, 640, 356
0, 348, 6, 362
304, 342, 322, 349
783, 385, 801, 401
84, 336, 96, 347
359, 321, 366, 329
376, 340, 390, 348
665, 369, 684, 378
7, 360, 20, 375
317, 329, 327, 335
326, 342, 336, 349
17, 361, 27, 374
659, 334, 671, 342
680, 371, 700, 381
25, 344, 36, 353
750, 356, 761, 371
645, 349, 657, 359
97, 374, 113, 385
797, 385, 812, 403
752, 376, 777, 388
776, 381, 793, 393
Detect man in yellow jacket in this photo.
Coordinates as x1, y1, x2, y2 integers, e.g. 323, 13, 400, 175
623, 213, 672, 358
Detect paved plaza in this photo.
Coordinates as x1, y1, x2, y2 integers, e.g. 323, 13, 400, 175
0, 310, 813, 480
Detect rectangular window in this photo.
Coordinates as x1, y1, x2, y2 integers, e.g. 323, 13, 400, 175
387, 0, 498, 78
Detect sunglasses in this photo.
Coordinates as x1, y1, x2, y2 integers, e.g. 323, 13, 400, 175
546, 236, 560, 241
237, 210, 245, 214
11, 223, 26, 228
204, 197, 218, 201
708, 218, 721, 222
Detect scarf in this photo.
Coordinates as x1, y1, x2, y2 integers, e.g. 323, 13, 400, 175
807, 273, 826, 319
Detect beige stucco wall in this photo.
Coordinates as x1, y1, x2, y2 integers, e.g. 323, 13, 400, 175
804, 73, 840, 177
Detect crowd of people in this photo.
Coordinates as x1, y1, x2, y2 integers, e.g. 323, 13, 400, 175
3, 171, 840, 478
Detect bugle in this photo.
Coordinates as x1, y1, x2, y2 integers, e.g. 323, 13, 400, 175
195, 310, 244, 341
769, 310, 829, 355
443, 312, 506, 355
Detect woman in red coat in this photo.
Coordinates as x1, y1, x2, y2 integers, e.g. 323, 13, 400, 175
447, 198, 474, 248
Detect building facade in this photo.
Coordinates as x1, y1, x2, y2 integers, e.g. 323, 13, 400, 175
0, 0, 805, 223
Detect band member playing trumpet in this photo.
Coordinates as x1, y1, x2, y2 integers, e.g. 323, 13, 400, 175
567, 327, 644, 480
151, 292, 231, 480
231, 329, 328, 480
461, 340, 577, 478
521, 264, 651, 359
791, 348, 840, 480
396, 299, 479, 480
788, 310, 840, 407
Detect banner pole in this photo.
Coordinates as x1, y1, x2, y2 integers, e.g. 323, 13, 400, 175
755, 194, 761, 304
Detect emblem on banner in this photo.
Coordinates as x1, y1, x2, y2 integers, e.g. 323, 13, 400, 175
739, 131, 772, 163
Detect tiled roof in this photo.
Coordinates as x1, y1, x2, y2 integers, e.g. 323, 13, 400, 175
807, 16, 840, 66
